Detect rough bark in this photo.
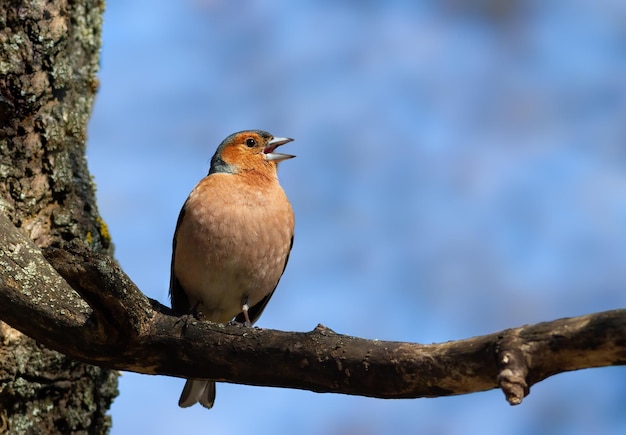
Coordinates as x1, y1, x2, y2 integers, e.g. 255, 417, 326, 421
0, 1, 117, 433
1, 225, 625, 407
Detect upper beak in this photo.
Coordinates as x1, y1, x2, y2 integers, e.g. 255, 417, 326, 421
264, 137, 295, 162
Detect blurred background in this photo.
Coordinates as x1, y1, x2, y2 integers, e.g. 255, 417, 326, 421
87, 1, 626, 434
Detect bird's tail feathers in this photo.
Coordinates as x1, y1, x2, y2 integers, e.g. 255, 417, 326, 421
178, 379, 216, 409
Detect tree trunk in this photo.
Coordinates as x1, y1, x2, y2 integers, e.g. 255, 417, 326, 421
0, 1, 118, 433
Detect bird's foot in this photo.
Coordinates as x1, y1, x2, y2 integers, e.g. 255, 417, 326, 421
241, 303, 252, 327
174, 313, 197, 333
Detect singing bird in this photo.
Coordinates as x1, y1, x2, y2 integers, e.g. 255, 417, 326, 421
170, 130, 295, 409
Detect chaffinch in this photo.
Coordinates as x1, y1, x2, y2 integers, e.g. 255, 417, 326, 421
170, 130, 295, 409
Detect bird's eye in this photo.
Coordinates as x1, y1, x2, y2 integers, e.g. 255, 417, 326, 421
245, 138, 256, 147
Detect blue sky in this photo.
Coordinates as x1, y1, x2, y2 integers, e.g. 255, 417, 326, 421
88, 1, 626, 434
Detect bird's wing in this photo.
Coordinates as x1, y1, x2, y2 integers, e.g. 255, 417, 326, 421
235, 234, 294, 325
170, 202, 191, 315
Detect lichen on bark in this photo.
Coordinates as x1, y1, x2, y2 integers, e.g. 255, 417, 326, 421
0, 0, 118, 433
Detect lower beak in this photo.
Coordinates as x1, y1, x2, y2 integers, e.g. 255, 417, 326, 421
264, 137, 295, 162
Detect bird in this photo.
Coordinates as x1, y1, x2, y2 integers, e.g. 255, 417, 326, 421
169, 130, 295, 409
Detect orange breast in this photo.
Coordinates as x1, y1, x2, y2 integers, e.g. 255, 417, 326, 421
174, 172, 294, 323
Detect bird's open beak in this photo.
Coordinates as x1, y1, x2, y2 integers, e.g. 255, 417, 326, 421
264, 137, 295, 162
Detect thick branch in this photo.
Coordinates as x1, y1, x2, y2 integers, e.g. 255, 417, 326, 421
1, 213, 625, 404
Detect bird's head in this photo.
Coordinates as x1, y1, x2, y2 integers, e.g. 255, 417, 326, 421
209, 130, 294, 176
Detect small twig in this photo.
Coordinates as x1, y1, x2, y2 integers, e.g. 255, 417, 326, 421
496, 333, 530, 405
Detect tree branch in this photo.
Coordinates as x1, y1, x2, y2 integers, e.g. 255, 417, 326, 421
1, 212, 624, 405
